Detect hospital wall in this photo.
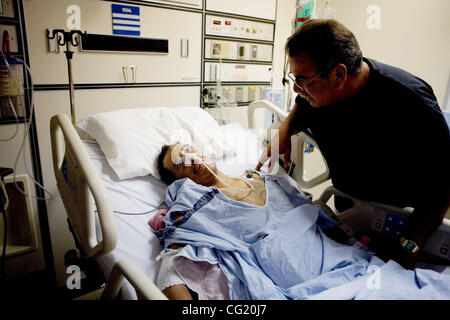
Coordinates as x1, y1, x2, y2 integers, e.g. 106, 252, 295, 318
316, 0, 450, 108
12, 0, 297, 287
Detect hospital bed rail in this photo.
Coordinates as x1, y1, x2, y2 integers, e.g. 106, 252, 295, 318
73, 259, 168, 300
100, 259, 167, 300
247, 99, 289, 129
51, 114, 164, 300
50, 113, 117, 260
315, 186, 450, 263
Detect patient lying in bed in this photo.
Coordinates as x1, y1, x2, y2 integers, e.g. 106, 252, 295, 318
151, 143, 270, 299
150, 144, 450, 300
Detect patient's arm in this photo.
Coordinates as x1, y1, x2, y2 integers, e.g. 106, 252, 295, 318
163, 284, 193, 300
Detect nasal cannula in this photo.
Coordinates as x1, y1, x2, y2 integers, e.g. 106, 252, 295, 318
176, 151, 254, 197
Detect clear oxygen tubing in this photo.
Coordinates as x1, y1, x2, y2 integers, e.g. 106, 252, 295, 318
287, 161, 294, 176
0, 49, 53, 201
0, 96, 19, 141
180, 152, 254, 199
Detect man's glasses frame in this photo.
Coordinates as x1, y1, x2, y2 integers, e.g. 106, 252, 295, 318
288, 71, 325, 91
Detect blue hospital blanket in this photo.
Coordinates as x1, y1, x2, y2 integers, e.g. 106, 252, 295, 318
154, 174, 450, 300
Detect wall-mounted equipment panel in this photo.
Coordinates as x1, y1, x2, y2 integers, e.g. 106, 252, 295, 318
205, 15, 274, 42
205, 39, 272, 62
81, 33, 169, 54
0, 0, 29, 124
206, 0, 277, 21
24, 2, 202, 84
203, 84, 268, 105
142, 0, 202, 9
202, 4, 276, 110
204, 62, 272, 83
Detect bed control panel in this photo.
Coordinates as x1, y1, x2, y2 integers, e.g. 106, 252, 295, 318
421, 225, 450, 262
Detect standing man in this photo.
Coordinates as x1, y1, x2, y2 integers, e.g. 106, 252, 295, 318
256, 19, 450, 269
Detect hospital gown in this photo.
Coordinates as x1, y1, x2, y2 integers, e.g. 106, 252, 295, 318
154, 174, 450, 300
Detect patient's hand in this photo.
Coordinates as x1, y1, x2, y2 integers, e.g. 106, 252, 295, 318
148, 208, 185, 231
148, 208, 169, 231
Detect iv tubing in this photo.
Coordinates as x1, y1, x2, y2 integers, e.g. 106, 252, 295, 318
183, 153, 254, 197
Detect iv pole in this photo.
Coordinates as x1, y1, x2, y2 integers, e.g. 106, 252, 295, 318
46, 29, 85, 125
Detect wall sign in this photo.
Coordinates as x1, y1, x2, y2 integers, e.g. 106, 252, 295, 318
112, 4, 141, 36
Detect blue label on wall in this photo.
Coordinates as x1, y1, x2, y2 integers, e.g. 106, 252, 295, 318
112, 4, 141, 36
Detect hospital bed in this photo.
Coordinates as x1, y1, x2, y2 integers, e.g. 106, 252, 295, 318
50, 101, 450, 300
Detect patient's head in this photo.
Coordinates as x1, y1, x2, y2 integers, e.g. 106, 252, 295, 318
158, 144, 218, 186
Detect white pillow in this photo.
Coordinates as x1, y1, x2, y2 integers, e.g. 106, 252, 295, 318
76, 107, 233, 180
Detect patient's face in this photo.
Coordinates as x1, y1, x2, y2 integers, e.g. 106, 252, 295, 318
163, 144, 217, 186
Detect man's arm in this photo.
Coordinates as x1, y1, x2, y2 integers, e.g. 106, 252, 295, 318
283, 101, 303, 136
255, 101, 304, 170
395, 188, 449, 269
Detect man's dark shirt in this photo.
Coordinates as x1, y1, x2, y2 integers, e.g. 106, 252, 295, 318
295, 58, 450, 211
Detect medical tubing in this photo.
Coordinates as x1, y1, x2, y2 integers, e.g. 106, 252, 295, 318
1, 207, 6, 282
14, 57, 52, 200
0, 181, 7, 282
287, 161, 294, 176
95, 199, 166, 216
0, 96, 19, 142
0, 50, 53, 201
186, 153, 254, 194
95, 208, 160, 216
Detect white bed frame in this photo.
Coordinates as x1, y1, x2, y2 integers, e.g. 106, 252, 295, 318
50, 101, 449, 299
50, 113, 166, 300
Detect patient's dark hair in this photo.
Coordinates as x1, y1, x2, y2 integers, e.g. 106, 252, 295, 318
157, 145, 176, 185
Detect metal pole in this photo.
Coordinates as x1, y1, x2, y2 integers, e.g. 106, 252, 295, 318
46, 29, 84, 125
65, 42, 76, 125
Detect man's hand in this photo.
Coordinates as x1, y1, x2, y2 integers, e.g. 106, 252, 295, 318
255, 130, 292, 173
386, 241, 419, 270
392, 247, 419, 270
256, 102, 301, 172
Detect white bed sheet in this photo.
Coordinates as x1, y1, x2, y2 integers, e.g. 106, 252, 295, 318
85, 121, 278, 299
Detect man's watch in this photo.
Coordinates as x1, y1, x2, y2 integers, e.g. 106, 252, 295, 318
400, 237, 420, 253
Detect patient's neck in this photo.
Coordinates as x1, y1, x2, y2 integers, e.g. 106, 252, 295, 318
213, 171, 246, 189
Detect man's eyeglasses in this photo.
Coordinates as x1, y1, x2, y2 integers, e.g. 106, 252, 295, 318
288, 71, 324, 91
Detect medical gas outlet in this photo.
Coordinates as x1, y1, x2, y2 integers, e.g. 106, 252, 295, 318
206, 15, 274, 42
205, 62, 272, 83
203, 85, 267, 105
205, 39, 272, 62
